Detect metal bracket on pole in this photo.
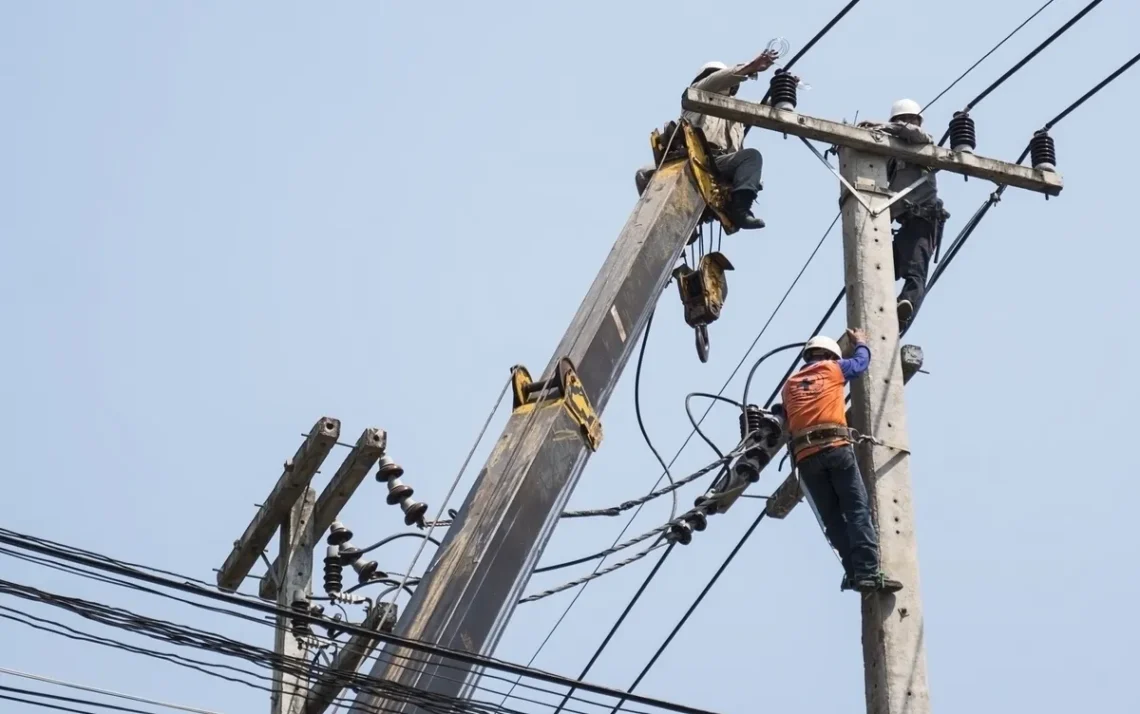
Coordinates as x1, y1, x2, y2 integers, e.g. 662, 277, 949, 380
802, 137, 935, 218
801, 137, 876, 214
879, 173, 932, 215
511, 357, 603, 451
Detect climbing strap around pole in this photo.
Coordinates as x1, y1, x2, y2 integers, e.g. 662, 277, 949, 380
791, 422, 910, 455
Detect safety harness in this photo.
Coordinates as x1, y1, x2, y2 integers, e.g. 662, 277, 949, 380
789, 422, 855, 457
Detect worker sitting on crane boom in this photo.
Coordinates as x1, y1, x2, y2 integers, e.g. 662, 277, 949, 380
782, 330, 904, 594
636, 48, 781, 230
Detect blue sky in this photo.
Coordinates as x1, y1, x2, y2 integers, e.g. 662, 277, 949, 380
1, 1, 1137, 713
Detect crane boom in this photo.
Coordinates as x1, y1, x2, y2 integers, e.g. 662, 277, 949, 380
351, 158, 711, 713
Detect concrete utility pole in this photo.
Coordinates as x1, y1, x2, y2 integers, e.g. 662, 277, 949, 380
214, 419, 394, 714
681, 87, 1062, 714
271, 486, 316, 714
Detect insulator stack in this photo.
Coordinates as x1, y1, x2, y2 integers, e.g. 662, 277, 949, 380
375, 454, 404, 481
738, 404, 766, 439
665, 510, 708, 545
323, 545, 343, 595
376, 455, 428, 526
385, 477, 428, 527
337, 540, 362, 564
948, 111, 977, 153
1030, 130, 1056, 171
769, 70, 798, 111
351, 557, 384, 584
327, 520, 353, 546
290, 598, 311, 637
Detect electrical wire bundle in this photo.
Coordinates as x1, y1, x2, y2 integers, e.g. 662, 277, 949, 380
0, 527, 719, 714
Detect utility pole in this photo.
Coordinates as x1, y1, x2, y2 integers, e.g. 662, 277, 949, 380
214, 418, 396, 714
271, 486, 316, 714
681, 87, 1062, 714
838, 146, 929, 714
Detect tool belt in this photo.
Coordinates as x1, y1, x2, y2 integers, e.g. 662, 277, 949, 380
790, 423, 853, 455
899, 197, 950, 261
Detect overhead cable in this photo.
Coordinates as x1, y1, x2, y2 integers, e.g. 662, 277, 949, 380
0, 667, 226, 714
929, 48, 1140, 290
922, 0, 1059, 112
387, 375, 513, 608
939, 0, 1105, 144
520, 0, 864, 698
618, 54, 1140, 698
0, 527, 718, 714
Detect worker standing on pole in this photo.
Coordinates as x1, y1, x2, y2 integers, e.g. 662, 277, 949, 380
860, 99, 949, 330
782, 329, 904, 594
636, 48, 781, 230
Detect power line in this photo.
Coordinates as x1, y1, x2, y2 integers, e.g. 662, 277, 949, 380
606, 512, 769, 713
0, 582, 655, 714
0, 667, 226, 714
929, 48, 1140, 289
540, 191, 842, 692
922, 0, 1058, 112
0, 544, 659, 714
0, 527, 719, 714
938, 0, 1105, 143
548, 545, 675, 714
784, 0, 865, 71
614, 48, 1138, 699
509, 203, 841, 689
0, 691, 105, 714
503, 4, 861, 689
1041, 48, 1140, 129
0, 685, 164, 714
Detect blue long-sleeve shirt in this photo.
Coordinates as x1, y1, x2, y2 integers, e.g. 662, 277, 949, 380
838, 343, 871, 382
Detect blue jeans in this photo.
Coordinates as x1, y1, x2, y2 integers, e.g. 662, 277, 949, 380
797, 444, 879, 580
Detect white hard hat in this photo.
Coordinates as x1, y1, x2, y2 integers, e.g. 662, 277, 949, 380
699, 61, 729, 74
803, 336, 842, 360
890, 98, 922, 121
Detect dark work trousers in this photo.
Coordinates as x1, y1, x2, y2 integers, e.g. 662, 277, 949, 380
797, 444, 880, 579
713, 148, 763, 195
893, 214, 937, 319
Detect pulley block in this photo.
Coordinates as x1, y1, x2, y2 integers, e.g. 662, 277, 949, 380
510, 357, 603, 451
672, 252, 734, 363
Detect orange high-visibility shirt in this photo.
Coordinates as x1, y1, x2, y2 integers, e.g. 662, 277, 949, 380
782, 356, 859, 460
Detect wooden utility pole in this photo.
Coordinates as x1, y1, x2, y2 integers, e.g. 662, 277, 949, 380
681, 87, 1062, 714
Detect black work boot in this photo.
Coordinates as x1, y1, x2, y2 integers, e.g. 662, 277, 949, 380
725, 190, 765, 230
897, 299, 914, 329
853, 572, 905, 594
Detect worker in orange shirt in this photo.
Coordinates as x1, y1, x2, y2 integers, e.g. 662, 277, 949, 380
781, 329, 904, 594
